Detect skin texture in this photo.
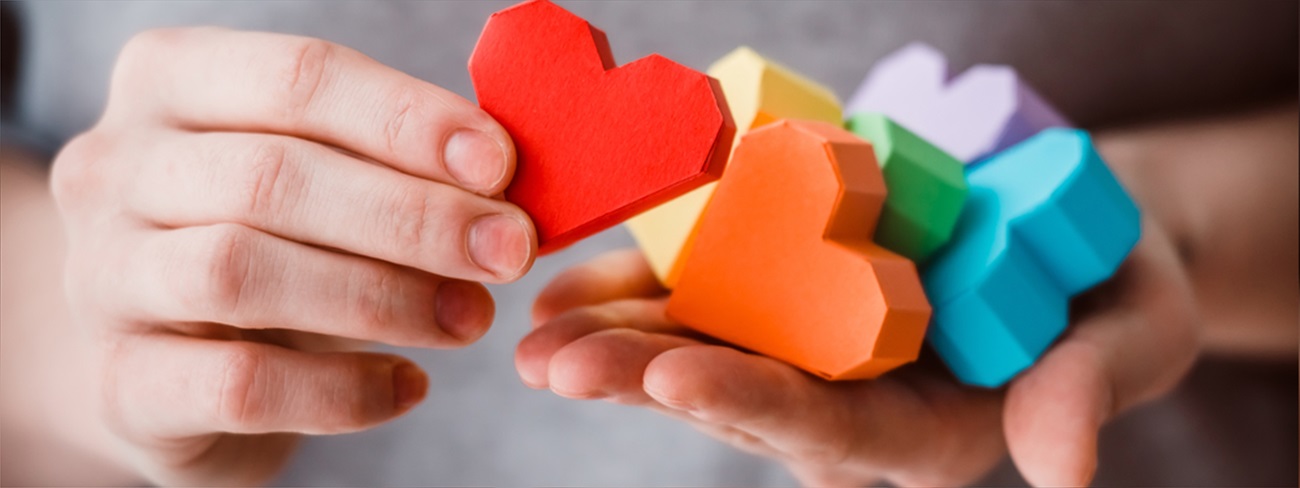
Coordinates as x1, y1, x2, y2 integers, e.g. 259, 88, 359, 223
2, 27, 536, 486
515, 102, 1298, 486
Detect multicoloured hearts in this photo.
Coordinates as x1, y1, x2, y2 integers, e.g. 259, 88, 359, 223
469, 0, 734, 253
470, 3, 1141, 388
625, 46, 843, 287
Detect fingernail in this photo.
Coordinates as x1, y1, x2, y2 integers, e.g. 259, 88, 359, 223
435, 281, 493, 342
444, 129, 507, 193
467, 214, 531, 279
392, 362, 428, 411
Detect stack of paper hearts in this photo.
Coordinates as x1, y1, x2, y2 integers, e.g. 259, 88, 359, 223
469, 0, 1140, 388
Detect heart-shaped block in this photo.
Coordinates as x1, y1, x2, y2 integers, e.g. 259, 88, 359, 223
469, 0, 734, 253
668, 120, 931, 381
845, 112, 967, 263
845, 43, 1069, 164
922, 129, 1140, 387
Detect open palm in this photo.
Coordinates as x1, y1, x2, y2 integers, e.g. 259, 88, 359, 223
515, 220, 1198, 486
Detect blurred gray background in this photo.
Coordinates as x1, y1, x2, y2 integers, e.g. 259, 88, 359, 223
6, 1, 1297, 486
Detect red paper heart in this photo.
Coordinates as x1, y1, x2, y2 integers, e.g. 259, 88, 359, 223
468, 0, 734, 254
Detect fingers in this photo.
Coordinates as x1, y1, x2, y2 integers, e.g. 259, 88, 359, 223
112, 223, 494, 348
109, 28, 514, 195
129, 131, 534, 283
547, 328, 698, 404
519, 293, 1006, 485
531, 248, 666, 327
108, 335, 428, 438
1004, 223, 1200, 487
515, 298, 686, 389
641, 347, 1007, 486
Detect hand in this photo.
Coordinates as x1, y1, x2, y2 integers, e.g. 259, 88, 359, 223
50, 28, 535, 485
515, 220, 1198, 486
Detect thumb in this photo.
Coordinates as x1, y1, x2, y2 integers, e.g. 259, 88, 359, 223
1003, 224, 1199, 486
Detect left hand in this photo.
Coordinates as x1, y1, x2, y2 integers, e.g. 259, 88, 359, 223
514, 219, 1199, 486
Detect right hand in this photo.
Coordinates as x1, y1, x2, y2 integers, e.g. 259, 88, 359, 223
49, 27, 535, 485
518, 220, 1199, 487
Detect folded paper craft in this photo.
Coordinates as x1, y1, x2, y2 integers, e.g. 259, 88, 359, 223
922, 128, 1141, 387
469, 3, 1140, 388
846, 112, 967, 263
669, 120, 931, 381
469, 0, 734, 253
844, 43, 1069, 164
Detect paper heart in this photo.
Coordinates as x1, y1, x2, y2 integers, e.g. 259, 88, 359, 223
668, 120, 931, 381
468, 0, 734, 253
922, 129, 1140, 387
845, 112, 967, 263
845, 43, 1069, 164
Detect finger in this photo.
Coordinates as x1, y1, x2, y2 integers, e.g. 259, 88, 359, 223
531, 248, 665, 327
1004, 224, 1199, 487
642, 346, 866, 464
515, 299, 686, 389
113, 223, 494, 348
108, 335, 429, 438
130, 131, 534, 282
642, 346, 1005, 486
546, 328, 698, 404
110, 28, 514, 195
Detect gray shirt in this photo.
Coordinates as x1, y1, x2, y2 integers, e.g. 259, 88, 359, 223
7, 1, 1297, 485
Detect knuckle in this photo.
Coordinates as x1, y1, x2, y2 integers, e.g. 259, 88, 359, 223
115, 29, 176, 77
271, 37, 334, 122
182, 224, 257, 316
212, 344, 266, 428
120, 28, 182, 59
50, 132, 113, 208
108, 27, 225, 121
346, 266, 402, 338
111, 28, 190, 99
382, 87, 423, 156
235, 139, 294, 217
382, 186, 442, 263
